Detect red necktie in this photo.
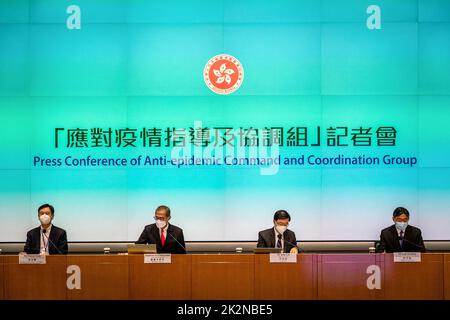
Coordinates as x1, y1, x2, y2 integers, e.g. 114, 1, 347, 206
160, 229, 165, 246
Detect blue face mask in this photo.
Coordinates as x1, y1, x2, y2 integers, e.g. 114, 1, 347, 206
395, 221, 408, 232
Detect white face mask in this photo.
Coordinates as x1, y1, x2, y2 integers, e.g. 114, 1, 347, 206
395, 221, 408, 232
39, 214, 52, 225
275, 225, 287, 234
155, 219, 167, 229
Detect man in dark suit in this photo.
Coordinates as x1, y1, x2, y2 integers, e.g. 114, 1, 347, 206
257, 210, 299, 253
24, 203, 68, 254
376, 207, 426, 253
136, 205, 186, 254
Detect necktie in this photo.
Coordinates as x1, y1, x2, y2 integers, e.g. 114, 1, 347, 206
277, 234, 282, 248
161, 229, 165, 246
399, 230, 404, 249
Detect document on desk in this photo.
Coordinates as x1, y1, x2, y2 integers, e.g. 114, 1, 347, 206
394, 252, 421, 263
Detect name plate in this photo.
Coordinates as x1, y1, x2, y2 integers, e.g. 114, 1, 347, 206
394, 252, 421, 263
144, 253, 172, 264
269, 253, 297, 263
19, 254, 46, 264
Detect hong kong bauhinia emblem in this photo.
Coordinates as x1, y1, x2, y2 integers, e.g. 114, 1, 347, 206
204, 54, 244, 95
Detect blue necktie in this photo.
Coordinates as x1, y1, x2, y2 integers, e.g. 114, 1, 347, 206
277, 234, 282, 248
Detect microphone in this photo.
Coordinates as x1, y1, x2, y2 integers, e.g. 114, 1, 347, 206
399, 234, 426, 252
281, 236, 306, 253
167, 232, 187, 253
42, 228, 63, 255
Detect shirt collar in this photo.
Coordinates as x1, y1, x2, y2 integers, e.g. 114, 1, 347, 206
40, 224, 52, 232
41, 223, 52, 231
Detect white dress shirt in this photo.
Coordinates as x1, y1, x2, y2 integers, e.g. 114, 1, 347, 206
40, 224, 52, 254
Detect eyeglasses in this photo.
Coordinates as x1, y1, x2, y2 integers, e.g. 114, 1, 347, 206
153, 216, 167, 221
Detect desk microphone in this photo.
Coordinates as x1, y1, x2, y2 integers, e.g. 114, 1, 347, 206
167, 232, 187, 253
43, 229, 63, 255
399, 234, 426, 252
282, 237, 306, 253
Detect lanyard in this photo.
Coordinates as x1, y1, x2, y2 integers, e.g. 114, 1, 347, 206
41, 231, 49, 253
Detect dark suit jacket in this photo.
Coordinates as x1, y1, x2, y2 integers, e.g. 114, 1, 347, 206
136, 223, 186, 254
24, 225, 68, 254
257, 227, 298, 253
376, 224, 426, 253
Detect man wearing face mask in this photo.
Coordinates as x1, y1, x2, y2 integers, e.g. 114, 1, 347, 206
23, 203, 68, 255
136, 205, 186, 254
257, 210, 299, 253
376, 207, 426, 253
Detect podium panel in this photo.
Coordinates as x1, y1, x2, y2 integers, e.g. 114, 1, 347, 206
3, 255, 67, 300
318, 254, 384, 300
0, 256, 4, 300
66, 255, 129, 300
0, 253, 448, 300
444, 254, 450, 300
254, 254, 317, 299
383, 253, 443, 300
191, 254, 254, 299
129, 254, 191, 300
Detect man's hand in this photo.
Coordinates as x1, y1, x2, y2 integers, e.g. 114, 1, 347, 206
290, 247, 299, 254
